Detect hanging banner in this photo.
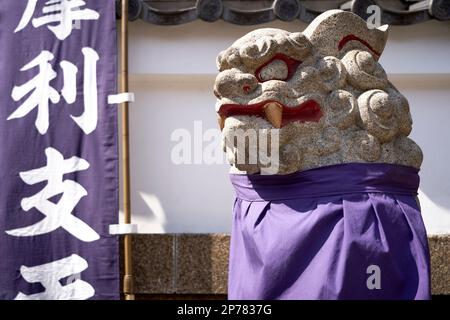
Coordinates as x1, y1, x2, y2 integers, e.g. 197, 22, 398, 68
0, 1, 119, 299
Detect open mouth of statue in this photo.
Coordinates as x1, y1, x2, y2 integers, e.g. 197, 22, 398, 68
217, 99, 323, 130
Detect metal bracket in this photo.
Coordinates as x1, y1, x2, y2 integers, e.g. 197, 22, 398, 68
109, 223, 138, 235
108, 92, 135, 104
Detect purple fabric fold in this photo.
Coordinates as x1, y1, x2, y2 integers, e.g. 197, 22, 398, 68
228, 163, 431, 300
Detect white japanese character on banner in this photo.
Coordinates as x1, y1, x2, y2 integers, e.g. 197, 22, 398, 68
15, 254, 95, 300
8, 51, 60, 135
6, 147, 100, 242
15, 0, 100, 40
8, 48, 99, 135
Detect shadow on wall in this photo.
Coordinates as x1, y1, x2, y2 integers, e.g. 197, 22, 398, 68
405, 84, 450, 234
137, 192, 167, 233
118, 76, 234, 234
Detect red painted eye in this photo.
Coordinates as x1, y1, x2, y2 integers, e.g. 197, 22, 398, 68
242, 84, 251, 93
255, 53, 301, 83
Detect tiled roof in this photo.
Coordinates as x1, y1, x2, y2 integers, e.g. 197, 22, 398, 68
116, 0, 450, 25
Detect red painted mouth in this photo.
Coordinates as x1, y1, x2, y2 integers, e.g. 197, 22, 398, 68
218, 99, 322, 127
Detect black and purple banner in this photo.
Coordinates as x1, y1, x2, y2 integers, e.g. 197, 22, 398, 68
0, 1, 119, 299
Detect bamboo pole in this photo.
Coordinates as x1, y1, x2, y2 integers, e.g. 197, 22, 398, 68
120, 0, 135, 301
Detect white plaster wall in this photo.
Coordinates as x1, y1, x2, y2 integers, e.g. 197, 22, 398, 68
120, 19, 450, 235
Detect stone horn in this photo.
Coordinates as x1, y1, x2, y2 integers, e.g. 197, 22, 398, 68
303, 9, 389, 60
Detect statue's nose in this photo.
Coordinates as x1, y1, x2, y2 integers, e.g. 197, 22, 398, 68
214, 70, 259, 99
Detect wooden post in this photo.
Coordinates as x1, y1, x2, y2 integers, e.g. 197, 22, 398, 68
120, 0, 134, 301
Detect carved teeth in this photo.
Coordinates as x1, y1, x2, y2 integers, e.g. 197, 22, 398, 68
264, 102, 283, 128
218, 115, 226, 131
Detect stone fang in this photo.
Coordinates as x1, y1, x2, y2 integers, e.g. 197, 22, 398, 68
264, 102, 283, 128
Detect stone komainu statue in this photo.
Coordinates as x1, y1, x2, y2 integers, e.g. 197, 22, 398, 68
215, 10, 431, 299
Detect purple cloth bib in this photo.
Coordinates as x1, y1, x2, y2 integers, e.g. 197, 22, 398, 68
228, 163, 431, 300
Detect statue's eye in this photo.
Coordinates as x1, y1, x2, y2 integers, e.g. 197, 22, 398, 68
257, 59, 288, 82
255, 54, 301, 83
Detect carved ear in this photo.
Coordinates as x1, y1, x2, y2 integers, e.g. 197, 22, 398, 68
303, 10, 389, 60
